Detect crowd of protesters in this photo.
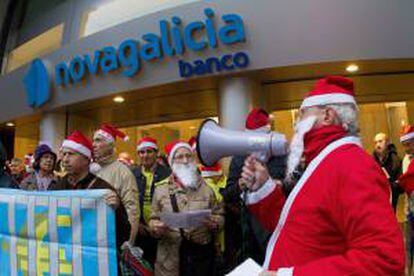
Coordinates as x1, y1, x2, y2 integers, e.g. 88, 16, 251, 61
2, 78, 414, 274
0, 109, 286, 275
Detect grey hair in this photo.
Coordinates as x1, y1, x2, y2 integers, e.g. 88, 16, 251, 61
325, 103, 359, 136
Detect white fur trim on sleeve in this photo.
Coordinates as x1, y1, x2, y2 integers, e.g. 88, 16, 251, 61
300, 93, 356, 109
201, 171, 222, 178
244, 178, 277, 205
400, 132, 414, 143
276, 267, 294, 276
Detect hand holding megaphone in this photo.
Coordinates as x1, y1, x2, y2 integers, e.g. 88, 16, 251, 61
196, 119, 288, 167
240, 155, 270, 192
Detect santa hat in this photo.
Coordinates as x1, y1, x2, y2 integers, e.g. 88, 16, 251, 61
200, 163, 223, 178
165, 140, 192, 165
137, 137, 158, 151
245, 108, 269, 130
400, 125, 414, 143
300, 76, 356, 109
62, 131, 93, 159
188, 136, 197, 152
94, 123, 129, 143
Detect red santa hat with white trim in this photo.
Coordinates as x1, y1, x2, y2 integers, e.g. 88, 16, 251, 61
94, 123, 129, 143
200, 163, 223, 178
400, 125, 414, 143
61, 131, 93, 159
137, 137, 158, 151
300, 76, 356, 109
165, 140, 192, 165
245, 108, 270, 131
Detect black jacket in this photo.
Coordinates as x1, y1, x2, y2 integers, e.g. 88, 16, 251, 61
221, 154, 287, 265
373, 143, 402, 210
132, 164, 171, 223
0, 142, 17, 189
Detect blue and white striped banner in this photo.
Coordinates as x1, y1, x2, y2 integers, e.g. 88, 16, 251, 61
0, 189, 118, 276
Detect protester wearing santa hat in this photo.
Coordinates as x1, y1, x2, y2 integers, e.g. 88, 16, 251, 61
239, 76, 404, 275
93, 123, 139, 247
149, 140, 224, 276
221, 108, 287, 270
131, 137, 171, 265
49, 131, 130, 252
398, 124, 414, 272
400, 125, 414, 173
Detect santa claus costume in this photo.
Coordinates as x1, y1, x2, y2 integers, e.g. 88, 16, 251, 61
246, 76, 405, 275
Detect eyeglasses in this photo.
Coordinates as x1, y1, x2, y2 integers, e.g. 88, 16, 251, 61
174, 153, 194, 162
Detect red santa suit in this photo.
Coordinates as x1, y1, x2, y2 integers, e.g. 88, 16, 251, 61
246, 76, 405, 275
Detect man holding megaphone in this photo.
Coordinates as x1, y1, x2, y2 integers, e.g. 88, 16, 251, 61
237, 76, 404, 275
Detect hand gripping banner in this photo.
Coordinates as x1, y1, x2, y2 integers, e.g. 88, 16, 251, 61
0, 189, 118, 276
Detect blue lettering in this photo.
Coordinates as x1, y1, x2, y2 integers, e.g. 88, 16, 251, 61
219, 14, 245, 45
178, 52, 250, 78
54, 9, 248, 87
55, 62, 70, 86
184, 21, 207, 51
233, 51, 249, 68
100, 46, 119, 73
204, 8, 218, 48
206, 57, 221, 73
193, 60, 207, 75
221, 54, 234, 70
84, 51, 101, 74
179, 60, 193, 78
171, 16, 184, 55
118, 39, 141, 77
141, 34, 162, 61
160, 20, 175, 56
69, 56, 86, 82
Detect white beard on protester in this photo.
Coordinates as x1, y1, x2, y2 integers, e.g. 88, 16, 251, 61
172, 162, 200, 189
285, 116, 318, 181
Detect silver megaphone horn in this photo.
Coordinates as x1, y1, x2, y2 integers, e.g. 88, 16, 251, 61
196, 119, 288, 166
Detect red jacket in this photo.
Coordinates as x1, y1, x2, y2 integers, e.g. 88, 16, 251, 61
247, 137, 405, 275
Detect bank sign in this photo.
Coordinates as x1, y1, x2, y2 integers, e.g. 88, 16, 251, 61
23, 8, 249, 108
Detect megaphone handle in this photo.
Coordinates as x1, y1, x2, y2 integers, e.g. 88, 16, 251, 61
251, 151, 268, 164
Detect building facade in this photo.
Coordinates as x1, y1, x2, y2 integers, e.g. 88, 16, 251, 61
0, 0, 414, 162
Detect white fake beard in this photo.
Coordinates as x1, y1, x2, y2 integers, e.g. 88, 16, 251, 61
285, 116, 318, 179
173, 162, 200, 189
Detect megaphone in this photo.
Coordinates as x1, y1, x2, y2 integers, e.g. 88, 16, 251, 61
196, 119, 288, 166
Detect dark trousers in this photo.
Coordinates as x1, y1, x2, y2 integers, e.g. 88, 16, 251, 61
135, 233, 158, 266
180, 239, 215, 276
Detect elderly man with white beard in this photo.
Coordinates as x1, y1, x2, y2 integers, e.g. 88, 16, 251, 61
239, 76, 405, 275
149, 140, 224, 276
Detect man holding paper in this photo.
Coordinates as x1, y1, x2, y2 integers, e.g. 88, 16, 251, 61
240, 76, 405, 275
149, 140, 224, 276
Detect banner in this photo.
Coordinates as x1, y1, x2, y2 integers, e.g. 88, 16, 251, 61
0, 188, 117, 275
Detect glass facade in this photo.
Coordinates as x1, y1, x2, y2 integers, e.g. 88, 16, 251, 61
80, 0, 200, 37
5, 24, 64, 72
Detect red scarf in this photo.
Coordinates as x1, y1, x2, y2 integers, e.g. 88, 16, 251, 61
303, 125, 347, 165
